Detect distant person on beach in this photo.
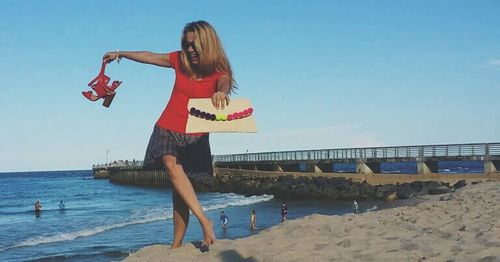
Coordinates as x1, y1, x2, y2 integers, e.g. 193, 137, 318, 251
353, 200, 359, 214
102, 21, 235, 249
59, 200, 65, 211
220, 211, 229, 229
34, 200, 41, 212
250, 210, 257, 229
281, 203, 288, 222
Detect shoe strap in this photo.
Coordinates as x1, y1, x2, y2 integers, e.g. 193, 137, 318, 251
98, 61, 107, 77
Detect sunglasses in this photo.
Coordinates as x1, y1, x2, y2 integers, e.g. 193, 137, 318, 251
183, 41, 196, 51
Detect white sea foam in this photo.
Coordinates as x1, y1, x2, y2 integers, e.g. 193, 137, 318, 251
7, 193, 273, 250
11, 211, 172, 249
366, 205, 378, 212
202, 193, 274, 211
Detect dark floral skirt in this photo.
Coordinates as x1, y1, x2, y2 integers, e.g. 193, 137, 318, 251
143, 125, 214, 186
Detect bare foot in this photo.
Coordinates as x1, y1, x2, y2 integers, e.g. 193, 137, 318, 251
201, 220, 216, 247
170, 242, 182, 249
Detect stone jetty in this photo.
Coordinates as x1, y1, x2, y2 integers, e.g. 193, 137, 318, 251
93, 166, 500, 200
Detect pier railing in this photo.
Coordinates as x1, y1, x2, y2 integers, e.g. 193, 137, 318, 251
92, 143, 500, 170
213, 143, 500, 163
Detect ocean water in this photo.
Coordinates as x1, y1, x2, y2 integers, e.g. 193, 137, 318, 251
0, 162, 483, 261
0, 171, 356, 262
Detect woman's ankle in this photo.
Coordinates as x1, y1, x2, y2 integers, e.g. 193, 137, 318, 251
170, 242, 182, 249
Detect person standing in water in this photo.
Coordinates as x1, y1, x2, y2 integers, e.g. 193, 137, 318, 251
34, 200, 41, 212
102, 21, 235, 249
220, 211, 229, 230
250, 210, 257, 229
281, 202, 288, 222
59, 200, 65, 211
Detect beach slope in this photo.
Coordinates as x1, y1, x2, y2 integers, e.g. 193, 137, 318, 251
125, 181, 500, 262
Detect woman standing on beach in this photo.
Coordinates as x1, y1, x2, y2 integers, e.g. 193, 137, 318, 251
102, 21, 235, 248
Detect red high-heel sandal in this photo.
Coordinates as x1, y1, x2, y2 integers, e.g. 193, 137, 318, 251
82, 61, 122, 107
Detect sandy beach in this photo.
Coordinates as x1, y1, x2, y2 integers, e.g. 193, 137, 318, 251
125, 181, 500, 262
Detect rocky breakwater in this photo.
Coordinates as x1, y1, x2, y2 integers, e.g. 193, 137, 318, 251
212, 171, 468, 201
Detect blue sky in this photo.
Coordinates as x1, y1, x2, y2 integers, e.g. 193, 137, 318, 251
1, 1, 499, 172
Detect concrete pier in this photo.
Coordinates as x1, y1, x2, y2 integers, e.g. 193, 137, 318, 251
214, 143, 500, 176
484, 160, 499, 173
92, 142, 500, 200
417, 161, 439, 175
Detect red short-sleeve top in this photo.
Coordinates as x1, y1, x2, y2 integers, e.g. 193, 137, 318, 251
156, 51, 224, 134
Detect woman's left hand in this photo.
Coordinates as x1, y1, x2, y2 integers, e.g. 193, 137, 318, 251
211, 91, 230, 110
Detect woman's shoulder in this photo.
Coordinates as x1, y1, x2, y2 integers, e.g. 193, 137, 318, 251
168, 51, 181, 68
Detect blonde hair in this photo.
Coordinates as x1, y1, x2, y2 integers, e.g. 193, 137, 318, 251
179, 21, 236, 92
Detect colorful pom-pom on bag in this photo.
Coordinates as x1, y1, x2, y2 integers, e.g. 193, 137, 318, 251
186, 98, 257, 133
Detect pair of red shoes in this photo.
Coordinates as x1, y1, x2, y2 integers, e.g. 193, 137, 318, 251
82, 61, 122, 107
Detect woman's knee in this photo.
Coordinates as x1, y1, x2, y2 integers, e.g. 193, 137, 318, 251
162, 156, 178, 174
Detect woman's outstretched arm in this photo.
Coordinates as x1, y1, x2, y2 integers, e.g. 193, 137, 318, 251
103, 51, 172, 68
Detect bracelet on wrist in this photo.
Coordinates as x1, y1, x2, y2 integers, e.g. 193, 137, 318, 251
114, 50, 121, 63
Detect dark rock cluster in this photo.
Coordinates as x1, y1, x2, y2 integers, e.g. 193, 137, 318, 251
211, 174, 465, 200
